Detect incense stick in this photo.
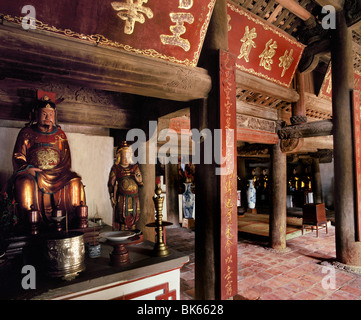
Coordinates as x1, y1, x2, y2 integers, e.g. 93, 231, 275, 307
93, 216, 96, 246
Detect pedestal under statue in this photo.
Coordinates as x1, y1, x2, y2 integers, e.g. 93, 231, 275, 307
8, 94, 86, 229
108, 141, 143, 231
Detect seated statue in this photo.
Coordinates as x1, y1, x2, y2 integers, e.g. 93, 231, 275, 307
10, 96, 86, 227
108, 141, 143, 231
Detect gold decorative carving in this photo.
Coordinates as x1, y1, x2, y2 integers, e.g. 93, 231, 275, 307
259, 39, 277, 71
279, 49, 294, 77
178, 0, 193, 9
238, 26, 257, 63
160, 12, 194, 52
111, 0, 154, 35
31, 148, 60, 170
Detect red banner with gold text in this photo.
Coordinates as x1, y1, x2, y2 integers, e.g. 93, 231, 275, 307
227, 1, 304, 88
0, 0, 215, 67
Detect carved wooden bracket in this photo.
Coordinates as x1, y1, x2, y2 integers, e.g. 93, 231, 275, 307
280, 138, 304, 153
278, 119, 333, 139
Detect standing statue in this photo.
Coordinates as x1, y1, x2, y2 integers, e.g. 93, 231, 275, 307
108, 141, 143, 231
10, 95, 86, 228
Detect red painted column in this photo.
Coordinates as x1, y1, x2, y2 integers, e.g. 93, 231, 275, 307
193, 0, 238, 300
219, 49, 238, 299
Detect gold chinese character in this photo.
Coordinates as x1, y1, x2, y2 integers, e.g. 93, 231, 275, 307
225, 255, 233, 264
160, 12, 194, 51
227, 14, 231, 31
259, 39, 277, 71
179, 0, 193, 9
278, 49, 294, 77
238, 26, 257, 63
111, 0, 154, 35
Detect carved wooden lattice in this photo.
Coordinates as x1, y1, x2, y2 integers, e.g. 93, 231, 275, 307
236, 88, 332, 120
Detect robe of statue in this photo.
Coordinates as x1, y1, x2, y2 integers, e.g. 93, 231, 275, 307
12, 124, 85, 224
108, 163, 143, 230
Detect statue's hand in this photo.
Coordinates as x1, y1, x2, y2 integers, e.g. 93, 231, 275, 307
110, 196, 116, 207
27, 167, 42, 176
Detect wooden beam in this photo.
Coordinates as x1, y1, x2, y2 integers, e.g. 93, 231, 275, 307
237, 127, 279, 144
278, 119, 333, 139
236, 100, 278, 121
313, 0, 343, 11
275, 0, 313, 21
0, 24, 211, 102
236, 69, 299, 102
267, 4, 284, 23
297, 136, 333, 153
0, 91, 138, 129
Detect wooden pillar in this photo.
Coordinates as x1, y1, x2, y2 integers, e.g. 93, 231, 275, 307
311, 157, 323, 204
192, 0, 237, 300
138, 141, 156, 243
270, 140, 287, 250
291, 71, 307, 125
165, 163, 180, 226
331, 10, 361, 266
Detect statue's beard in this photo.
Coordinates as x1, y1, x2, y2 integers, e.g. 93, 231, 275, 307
38, 122, 54, 132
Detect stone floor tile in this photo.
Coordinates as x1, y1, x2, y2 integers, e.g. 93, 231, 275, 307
167, 225, 361, 300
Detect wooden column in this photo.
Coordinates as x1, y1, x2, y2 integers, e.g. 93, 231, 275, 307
270, 140, 287, 250
192, 0, 237, 300
331, 10, 361, 265
138, 141, 156, 243
291, 71, 307, 125
165, 163, 180, 226
311, 157, 323, 204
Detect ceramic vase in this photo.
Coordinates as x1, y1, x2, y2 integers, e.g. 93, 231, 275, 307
182, 183, 195, 219
247, 179, 256, 209
87, 243, 101, 258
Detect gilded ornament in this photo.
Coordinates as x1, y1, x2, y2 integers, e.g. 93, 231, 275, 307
178, 0, 193, 9
32, 148, 60, 170
279, 49, 294, 77
160, 12, 194, 52
111, 0, 154, 35
237, 26, 257, 63
259, 39, 277, 71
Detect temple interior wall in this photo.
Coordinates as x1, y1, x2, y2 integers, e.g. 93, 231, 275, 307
0, 126, 114, 226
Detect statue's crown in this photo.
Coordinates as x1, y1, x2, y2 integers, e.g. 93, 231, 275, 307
37, 96, 56, 110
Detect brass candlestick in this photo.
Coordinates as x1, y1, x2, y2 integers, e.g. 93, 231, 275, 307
28, 205, 40, 235
150, 185, 171, 257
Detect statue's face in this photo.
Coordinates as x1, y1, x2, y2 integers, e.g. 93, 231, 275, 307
119, 148, 132, 166
37, 107, 56, 129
